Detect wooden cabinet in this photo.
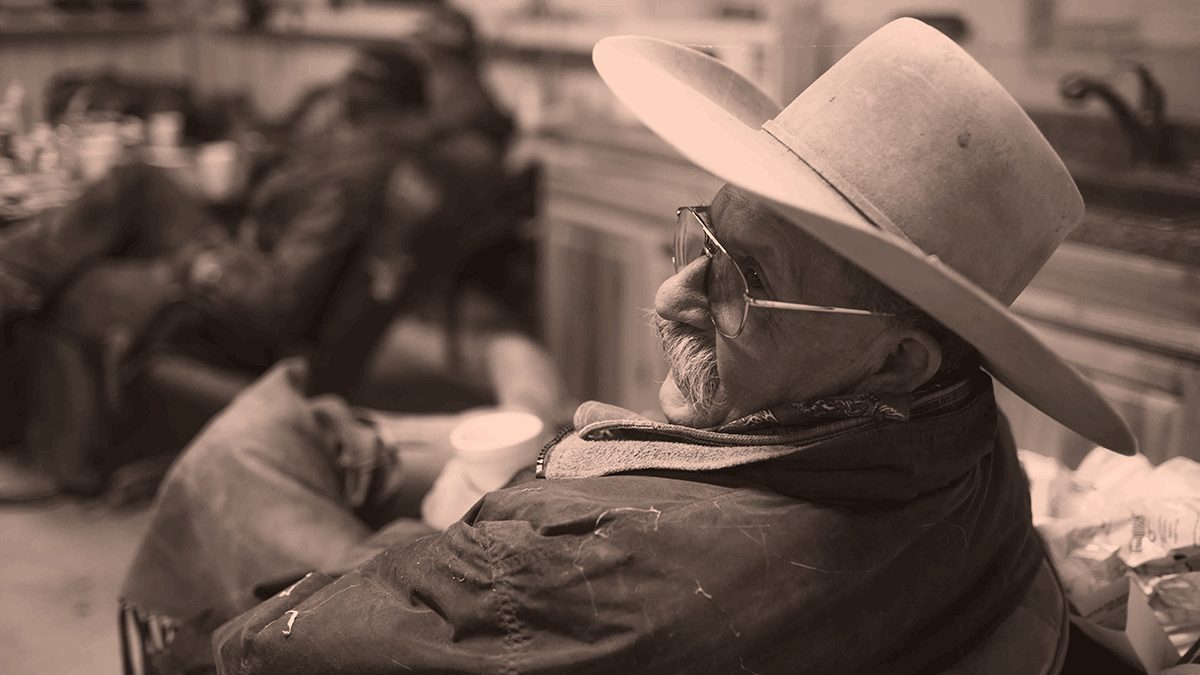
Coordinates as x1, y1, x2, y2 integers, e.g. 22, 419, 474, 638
535, 125, 719, 413
1004, 244, 1200, 466
540, 203, 672, 415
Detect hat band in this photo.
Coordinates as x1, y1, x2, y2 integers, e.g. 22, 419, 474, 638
760, 120, 920, 251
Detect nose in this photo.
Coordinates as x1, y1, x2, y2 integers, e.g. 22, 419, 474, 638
654, 256, 711, 330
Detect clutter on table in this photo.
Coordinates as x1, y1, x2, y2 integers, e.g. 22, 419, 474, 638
0, 79, 246, 225
1021, 447, 1200, 672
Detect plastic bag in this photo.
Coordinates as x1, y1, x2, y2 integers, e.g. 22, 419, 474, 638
1020, 447, 1200, 665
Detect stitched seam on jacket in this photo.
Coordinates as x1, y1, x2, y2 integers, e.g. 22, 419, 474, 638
483, 533, 530, 675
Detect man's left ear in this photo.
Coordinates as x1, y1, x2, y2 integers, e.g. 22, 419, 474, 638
857, 328, 943, 395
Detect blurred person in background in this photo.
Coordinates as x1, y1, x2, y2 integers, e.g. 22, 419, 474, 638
0, 3, 514, 330
0, 46, 432, 498
1, 44, 430, 355
0, 7, 527, 496
259, 3, 514, 182
415, 3, 516, 163
160, 44, 444, 373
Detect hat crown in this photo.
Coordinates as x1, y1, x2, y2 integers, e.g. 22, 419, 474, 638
767, 18, 1082, 304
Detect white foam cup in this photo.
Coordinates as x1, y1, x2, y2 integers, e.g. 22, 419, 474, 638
449, 410, 545, 492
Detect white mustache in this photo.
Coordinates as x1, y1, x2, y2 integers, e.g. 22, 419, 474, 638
652, 313, 722, 412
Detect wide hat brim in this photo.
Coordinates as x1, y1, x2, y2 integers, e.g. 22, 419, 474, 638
593, 34, 1137, 455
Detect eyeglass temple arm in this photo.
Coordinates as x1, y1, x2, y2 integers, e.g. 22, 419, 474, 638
745, 296, 892, 317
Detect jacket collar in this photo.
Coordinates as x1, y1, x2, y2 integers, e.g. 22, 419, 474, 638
537, 370, 996, 502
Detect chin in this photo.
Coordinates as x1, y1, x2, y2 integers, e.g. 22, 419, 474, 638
659, 377, 726, 429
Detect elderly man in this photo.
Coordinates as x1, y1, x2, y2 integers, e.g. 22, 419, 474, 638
127, 19, 1134, 674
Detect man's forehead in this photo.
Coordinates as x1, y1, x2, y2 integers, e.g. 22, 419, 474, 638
710, 184, 832, 278
711, 185, 756, 222
710, 185, 794, 241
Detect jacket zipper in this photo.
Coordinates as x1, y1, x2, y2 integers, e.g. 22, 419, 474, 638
537, 376, 982, 478
535, 425, 576, 478
573, 376, 976, 448
577, 416, 872, 448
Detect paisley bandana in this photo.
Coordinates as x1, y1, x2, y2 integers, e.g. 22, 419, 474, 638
717, 392, 911, 433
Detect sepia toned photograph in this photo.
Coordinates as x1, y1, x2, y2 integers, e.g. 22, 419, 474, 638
1, 0, 1198, 673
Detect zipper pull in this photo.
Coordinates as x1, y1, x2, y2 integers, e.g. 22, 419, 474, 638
535, 425, 575, 479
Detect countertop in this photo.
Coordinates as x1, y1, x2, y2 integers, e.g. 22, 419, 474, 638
1070, 208, 1200, 267
1064, 160, 1200, 267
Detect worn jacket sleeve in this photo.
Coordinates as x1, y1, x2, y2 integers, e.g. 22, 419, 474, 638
212, 519, 554, 674
212, 482, 802, 675
188, 182, 348, 338
212, 506, 699, 675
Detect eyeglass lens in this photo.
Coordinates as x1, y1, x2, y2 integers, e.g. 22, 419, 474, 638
675, 208, 749, 336
674, 208, 706, 274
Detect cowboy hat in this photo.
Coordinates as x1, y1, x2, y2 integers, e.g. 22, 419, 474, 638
593, 18, 1136, 455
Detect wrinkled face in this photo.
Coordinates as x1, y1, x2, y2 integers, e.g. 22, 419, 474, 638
653, 185, 895, 428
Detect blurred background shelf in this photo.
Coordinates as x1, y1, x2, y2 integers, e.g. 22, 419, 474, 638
0, 17, 183, 41
0, 5, 193, 119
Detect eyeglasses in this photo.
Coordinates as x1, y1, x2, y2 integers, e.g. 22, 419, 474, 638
674, 205, 892, 338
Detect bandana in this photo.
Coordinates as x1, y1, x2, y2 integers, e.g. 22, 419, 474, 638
717, 391, 911, 432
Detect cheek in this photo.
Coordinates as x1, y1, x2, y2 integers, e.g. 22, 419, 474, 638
717, 314, 861, 407
714, 319, 795, 400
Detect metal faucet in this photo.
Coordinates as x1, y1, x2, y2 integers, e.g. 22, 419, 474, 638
1060, 62, 1175, 166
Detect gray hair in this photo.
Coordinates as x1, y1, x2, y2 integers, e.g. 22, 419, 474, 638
831, 256, 979, 380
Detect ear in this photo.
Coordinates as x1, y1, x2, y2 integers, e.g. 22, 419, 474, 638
855, 328, 943, 395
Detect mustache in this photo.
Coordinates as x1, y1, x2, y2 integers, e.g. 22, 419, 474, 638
649, 312, 723, 412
